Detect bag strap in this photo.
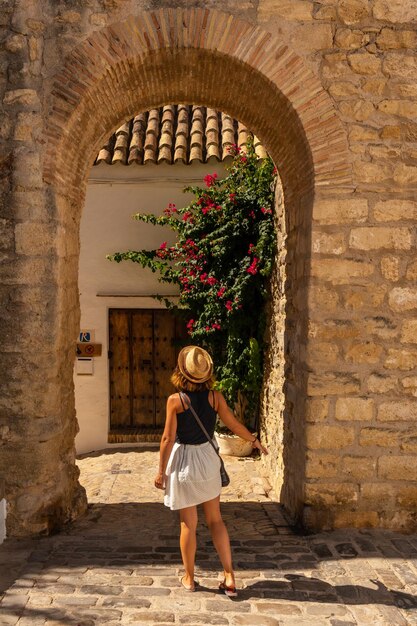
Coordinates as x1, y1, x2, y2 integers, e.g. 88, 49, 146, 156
179, 392, 221, 459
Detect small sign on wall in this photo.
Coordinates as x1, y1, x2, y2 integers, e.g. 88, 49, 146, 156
76, 358, 94, 375
76, 343, 102, 357
79, 330, 94, 342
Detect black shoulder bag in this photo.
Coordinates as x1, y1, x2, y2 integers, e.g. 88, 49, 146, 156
179, 392, 230, 487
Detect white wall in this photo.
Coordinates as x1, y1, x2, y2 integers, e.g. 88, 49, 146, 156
75, 161, 228, 454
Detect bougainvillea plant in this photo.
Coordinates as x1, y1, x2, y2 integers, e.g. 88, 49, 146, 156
108, 137, 277, 431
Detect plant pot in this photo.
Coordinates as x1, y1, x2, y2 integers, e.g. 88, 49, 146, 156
215, 432, 255, 457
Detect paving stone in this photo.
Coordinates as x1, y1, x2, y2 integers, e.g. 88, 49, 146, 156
2, 451, 417, 625
126, 611, 175, 622
230, 615, 280, 626
178, 613, 229, 624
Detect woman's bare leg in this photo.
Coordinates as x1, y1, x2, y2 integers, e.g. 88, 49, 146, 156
179, 505, 198, 587
202, 496, 235, 587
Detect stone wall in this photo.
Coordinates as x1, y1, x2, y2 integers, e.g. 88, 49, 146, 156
0, 0, 416, 535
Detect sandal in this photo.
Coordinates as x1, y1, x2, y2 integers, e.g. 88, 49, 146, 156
219, 580, 238, 597
180, 575, 195, 592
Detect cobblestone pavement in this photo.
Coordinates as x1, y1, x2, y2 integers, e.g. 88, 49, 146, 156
1, 448, 417, 625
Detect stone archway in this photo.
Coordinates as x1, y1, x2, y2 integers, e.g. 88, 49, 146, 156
3, 8, 353, 537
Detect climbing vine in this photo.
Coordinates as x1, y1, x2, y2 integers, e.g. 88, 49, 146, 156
108, 138, 277, 429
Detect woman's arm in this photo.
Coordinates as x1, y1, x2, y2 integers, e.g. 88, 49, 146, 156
215, 391, 268, 455
154, 395, 179, 489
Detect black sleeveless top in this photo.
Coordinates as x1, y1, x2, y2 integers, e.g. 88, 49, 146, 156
176, 390, 217, 444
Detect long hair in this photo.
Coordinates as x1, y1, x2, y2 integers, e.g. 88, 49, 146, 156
170, 365, 215, 392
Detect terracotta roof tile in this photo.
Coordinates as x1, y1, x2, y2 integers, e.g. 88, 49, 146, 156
94, 104, 266, 166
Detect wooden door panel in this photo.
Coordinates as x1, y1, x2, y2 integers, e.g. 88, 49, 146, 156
109, 309, 131, 427
132, 310, 154, 428
154, 310, 177, 428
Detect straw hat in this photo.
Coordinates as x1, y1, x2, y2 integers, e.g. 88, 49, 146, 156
177, 346, 213, 383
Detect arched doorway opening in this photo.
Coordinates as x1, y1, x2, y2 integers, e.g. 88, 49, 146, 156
5, 9, 352, 536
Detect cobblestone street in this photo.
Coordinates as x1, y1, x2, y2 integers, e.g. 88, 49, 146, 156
1, 448, 417, 625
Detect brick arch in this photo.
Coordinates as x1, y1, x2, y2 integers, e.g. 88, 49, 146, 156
28, 8, 354, 535
44, 8, 352, 200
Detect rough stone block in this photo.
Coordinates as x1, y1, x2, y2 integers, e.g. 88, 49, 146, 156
378, 456, 417, 480
15, 222, 55, 256
307, 372, 361, 395
341, 285, 386, 310
377, 400, 417, 421
378, 100, 417, 119
401, 320, 417, 344
309, 319, 360, 340
401, 375, 417, 397
372, 199, 417, 222
396, 486, 417, 508
349, 227, 412, 251
367, 373, 398, 393
313, 198, 368, 224
360, 482, 396, 506
377, 28, 417, 49
335, 28, 367, 49
337, 0, 370, 25
348, 51, 382, 75
349, 125, 380, 141
312, 231, 346, 255
306, 424, 355, 449
258, 0, 313, 20
406, 260, 417, 281
3, 89, 40, 108
360, 427, 400, 447
311, 259, 374, 284
389, 288, 417, 312
305, 397, 329, 423
333, 510, 379, 528
335, 397, 374, 421
383, 54, 417, 79
345, 342, 384, 364
305, 341, 340, 365
381, 256, 400, 281
306, 453, 339, 478
339, 100, 375, 121
341, 456, 377, 480
373, 0, 417, 23
307, 285, 340, 311
329, 81, 360, 98
305, 483, 358, 506
385, 348, 417, 370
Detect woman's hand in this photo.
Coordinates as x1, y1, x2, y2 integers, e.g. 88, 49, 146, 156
252, 438, 268, 455
154, 472, 165, 490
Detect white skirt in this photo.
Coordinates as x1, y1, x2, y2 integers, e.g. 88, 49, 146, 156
164, 440, 222, 510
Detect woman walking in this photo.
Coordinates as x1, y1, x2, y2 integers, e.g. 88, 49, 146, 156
154, 345, 268, 596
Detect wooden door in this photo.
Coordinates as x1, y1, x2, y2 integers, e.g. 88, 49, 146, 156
109, 309, 186, 431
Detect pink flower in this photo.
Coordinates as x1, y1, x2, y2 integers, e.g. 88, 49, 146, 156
200, 273, 208, 282
203, 173, 218, 188
249, 211, 256, 219
225, 300, 233, 311
261, 206, 272, 215
247, 257, 259, 275
248, 243, 255, 254
182, 211, 193, 222
212, 322, 221, 330
229, 193, 236, 203
217, 286, 226, 298
159, 241, 167, 250
206, 276, 218, 286
186, 319, 195, 331
205, 326, 211, 332
240, 155, 247, 164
